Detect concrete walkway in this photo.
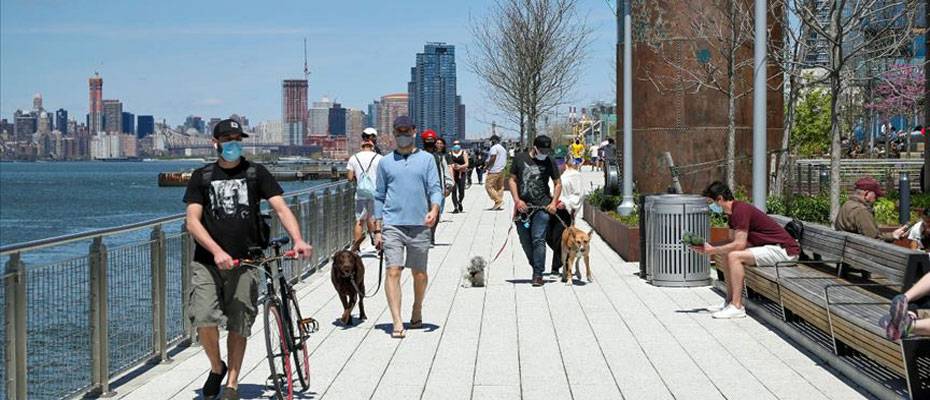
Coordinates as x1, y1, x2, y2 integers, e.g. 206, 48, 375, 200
116, 171, 873, 400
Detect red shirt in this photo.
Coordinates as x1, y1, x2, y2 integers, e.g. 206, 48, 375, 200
728, 201, 801, 256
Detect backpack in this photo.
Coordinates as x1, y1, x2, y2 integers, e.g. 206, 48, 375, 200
785, 218, 804, 244
201, 163, 272, 249
354, 154, 378, 199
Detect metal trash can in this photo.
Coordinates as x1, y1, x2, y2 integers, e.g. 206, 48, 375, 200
643, 194, 712, 287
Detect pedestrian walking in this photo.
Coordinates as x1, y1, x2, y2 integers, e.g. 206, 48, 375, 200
449, 139, 470, 213
474, 146, 487, 184
183, 119, 313, 399
373, 116, 442, 339
485, 135, 508, 210
346, 139, 383, 252
547, 158, 584, 278
509, 135, 562, 286
422, 129, 453, 245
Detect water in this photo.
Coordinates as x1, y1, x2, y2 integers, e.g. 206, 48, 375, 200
0, 160, 328, 399
0, 161, 318, 247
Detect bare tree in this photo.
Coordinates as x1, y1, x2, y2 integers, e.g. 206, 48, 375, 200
791, 0, 920, 221
638, 0, 758, 190
468, 0, 592, 146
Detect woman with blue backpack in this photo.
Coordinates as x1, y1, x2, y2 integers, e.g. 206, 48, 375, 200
347, 139, 383, 252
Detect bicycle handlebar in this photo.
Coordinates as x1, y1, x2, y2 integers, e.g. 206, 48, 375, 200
232, 250, 297, 268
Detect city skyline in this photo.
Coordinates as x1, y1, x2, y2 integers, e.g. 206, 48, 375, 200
0, 0, 615, 138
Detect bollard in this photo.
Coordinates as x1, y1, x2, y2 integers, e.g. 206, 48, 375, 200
818, 166, 829, 195
900, 172, 911, 225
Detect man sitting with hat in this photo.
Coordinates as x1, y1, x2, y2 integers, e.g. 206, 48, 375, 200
834, 176, 907, 242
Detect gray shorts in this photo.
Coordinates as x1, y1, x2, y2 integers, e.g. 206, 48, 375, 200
355, 198, 375, 221
382, 225, 431, 271
188, 261, 260, 338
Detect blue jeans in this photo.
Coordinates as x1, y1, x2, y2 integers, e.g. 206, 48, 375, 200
516, 210, 550, 278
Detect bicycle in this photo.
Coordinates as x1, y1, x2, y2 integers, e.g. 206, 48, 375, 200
234, 237, 318, 400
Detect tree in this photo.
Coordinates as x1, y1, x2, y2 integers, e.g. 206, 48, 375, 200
468, 0, 592, 146
865, 63, 925, 126
792, 88, 834, 157
790, 0, 920, 221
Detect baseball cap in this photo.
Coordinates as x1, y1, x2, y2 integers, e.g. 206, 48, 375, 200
489, 135, 500, 143
393, 116, 415, 131
421, 129, 438, 141
854, 176, 884, 197
362, 127, 378, 137
533, 135, 552, 150
213, 119, 249, 138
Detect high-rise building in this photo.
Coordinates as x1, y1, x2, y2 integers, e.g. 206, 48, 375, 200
137, 115, 155, 138
0, 119, 13, 137
408, 42, 460, 141
184, 115, 205, 134
456, 96, 465, 140
33, 93, 43, 111
329, 103, 346, 136
308, 96, 333, 136
122, 111, 135, 135
367, 101, 380, 129
55, 109, 68, 135
282, 79, 309, 145
37, 111, 51, 134
14, 111, 37, 141
102, 100, 123, 133
378, 93, 409, 151
346, 109, 367, 151
89, 73, 104, 134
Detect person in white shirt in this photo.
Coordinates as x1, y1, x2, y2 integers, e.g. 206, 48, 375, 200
906, 208, 930, 250
547, 158, 585, 278
589, 144, 600, 171
484, 135, 509, 210
346, 140, 383, 252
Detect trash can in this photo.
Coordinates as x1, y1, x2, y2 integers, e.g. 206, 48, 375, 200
643, 194, 712, 287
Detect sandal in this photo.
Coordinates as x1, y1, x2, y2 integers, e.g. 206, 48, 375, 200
391, 329, 406, 339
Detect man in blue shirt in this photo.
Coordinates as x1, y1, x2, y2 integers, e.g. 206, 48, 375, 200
373, 116, 442, 338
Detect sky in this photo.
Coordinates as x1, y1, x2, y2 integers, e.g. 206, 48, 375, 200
0, 0, 617, 139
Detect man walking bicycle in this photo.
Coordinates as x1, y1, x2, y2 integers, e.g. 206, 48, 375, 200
183, 119, 312, 399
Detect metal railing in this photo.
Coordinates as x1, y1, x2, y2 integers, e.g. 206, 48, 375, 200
0, 180, 356, 399
793, 158, 924, 195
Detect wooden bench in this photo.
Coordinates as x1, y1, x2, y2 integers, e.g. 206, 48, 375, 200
739, 215, 930, 399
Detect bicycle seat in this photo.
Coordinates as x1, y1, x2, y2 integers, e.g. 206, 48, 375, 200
269, 236, 290, 247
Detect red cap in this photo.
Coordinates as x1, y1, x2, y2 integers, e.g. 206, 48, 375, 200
854, 176, 884, 197
421, 129, 438, 141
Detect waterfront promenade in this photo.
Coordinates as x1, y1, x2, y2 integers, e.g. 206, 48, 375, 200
114, 171, 872, 400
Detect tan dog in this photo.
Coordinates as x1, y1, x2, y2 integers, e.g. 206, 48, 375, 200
561, 226, 593, 285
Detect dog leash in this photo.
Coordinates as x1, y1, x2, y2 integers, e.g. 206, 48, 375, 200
353, 250, 384, 299
491, 205, 570, 263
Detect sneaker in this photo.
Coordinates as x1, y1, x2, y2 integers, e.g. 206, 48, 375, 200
881, 311, 917, 341
712, 304, 746, 319
705, 300, 728, 312
202, 362, 227, 399
888, 294, 910, 331
532, 276, 544, 287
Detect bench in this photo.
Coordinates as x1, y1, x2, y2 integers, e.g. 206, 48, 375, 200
739, 215, 930, 399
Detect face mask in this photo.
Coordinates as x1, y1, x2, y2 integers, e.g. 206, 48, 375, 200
533, 147, 549, 161
219, 141, 242, 162
709, 202, 723, 214
452, 145, 461, 151
396, 135, 415, 148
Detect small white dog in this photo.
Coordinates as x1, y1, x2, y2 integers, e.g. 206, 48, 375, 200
461, 256, 487, 288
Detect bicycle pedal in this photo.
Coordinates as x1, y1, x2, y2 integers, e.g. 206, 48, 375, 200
299, 317, 319, 333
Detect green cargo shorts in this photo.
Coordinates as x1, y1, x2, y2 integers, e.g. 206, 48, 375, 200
188, 261, 260, 338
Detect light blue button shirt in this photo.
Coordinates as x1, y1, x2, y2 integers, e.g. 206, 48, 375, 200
373, 149, 442, 226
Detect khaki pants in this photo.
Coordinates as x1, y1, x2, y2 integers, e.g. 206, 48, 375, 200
485, 172, 504, 207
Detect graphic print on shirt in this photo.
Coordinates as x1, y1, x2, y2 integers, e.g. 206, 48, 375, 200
520, 161, 548, 204
209, 179, 250, 220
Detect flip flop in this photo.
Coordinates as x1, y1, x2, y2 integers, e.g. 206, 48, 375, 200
391, 329, 406, 339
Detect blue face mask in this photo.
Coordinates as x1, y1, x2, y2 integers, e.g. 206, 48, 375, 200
219, 141, 242, 162
709, 202, 723, 214
452, 145, 462, 151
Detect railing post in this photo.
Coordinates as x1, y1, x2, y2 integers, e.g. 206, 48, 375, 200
323, 188, 333, 258
340, 184, 352, 248
307, 192, 321, 272
5, 253, 27, 400
89, 236, 114, 397
150, 225, 169, 362
180, 223, 196, 346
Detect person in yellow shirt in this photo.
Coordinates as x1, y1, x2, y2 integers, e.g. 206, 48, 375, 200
569, 138, 585, 166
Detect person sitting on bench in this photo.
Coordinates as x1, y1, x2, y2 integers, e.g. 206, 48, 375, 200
881, 272, 930, 340
904, 208, 930, 251
834, 176, 907, 242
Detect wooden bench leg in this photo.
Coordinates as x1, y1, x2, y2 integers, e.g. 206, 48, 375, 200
902, 337, 930, 400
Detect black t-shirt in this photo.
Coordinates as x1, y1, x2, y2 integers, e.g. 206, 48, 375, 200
510, 152, 561, 207
183, 159, 284, 266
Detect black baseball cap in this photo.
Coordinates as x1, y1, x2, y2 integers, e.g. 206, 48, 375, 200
213, 119, 249, 138
393, 116, 415, 131
533, 135, 552, 150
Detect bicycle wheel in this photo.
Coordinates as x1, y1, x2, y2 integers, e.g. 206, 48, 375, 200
287, 291, 311, 391
264, 302, 293, 400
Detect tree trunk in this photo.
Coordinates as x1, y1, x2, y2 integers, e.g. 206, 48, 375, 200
519, 111, 526, 147
829, 71, 843, 223
774, 73, 799, 197
726, 92, 737, 190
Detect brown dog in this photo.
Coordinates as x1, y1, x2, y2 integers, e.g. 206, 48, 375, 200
561, 226, 593, 285
331, 250, 367, 325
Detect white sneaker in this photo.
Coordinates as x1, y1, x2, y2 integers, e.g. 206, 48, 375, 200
704, 300, 728, 312
712, 304, 746, 319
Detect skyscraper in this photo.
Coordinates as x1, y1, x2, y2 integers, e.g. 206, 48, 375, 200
137, 115, 155, 138
184, 115, 205, 133
282, 79, 309, 145
328, 103, 346, 136
367, 100, 380, 129
102, 100, 122, 133
122, 111, 135, 135
14, 111, 37, 141
89, 73, 103, 134
346, 109, 367, 151
308, 96, 333, 136
378, 93, 409, 151
33, 93, 43, 111
456, 95, 465, 139
408, 42, 460, 141
55, 109, 68, 135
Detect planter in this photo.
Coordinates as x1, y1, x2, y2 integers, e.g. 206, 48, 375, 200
583, 200, 640, 261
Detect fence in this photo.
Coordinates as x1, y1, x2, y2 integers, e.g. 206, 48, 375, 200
0, 180, 356, 399
792, 159, 924, 195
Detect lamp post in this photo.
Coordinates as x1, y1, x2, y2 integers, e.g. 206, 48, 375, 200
617, 0, 636, 216
752, 0, 767, 209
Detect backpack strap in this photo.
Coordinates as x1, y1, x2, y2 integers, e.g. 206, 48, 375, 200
363, 154, 377, 174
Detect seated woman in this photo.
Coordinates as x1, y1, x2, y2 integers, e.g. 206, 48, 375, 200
905, 208, 930, 250
882, 272, 930, 340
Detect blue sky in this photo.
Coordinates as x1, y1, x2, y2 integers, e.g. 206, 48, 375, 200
0, 0, 616, 138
